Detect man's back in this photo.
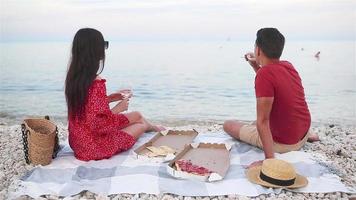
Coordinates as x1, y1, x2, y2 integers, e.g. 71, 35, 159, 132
224, 28, 316, 163
255, 61, 311, 144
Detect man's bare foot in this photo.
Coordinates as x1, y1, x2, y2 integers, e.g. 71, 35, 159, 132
307, 132, 320, 143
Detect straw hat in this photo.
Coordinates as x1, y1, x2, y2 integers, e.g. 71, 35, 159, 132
246, 159, 308, 188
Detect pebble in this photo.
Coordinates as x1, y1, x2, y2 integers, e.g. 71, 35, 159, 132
330, 194, 338, 200
238, 196, 249, 200
1, 123, 355, 200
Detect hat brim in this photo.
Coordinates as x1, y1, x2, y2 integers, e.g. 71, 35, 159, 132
246, 166, 308, 189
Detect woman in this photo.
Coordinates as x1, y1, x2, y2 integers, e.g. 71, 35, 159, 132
65, 28, 164, 161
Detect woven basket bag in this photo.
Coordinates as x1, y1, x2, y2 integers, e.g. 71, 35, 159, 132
21, 116, 60, 165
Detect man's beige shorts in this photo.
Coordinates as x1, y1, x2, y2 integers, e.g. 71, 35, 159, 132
239, 124, 309, 153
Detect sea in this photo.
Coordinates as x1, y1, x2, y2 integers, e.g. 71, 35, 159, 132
0, 40, 355, 126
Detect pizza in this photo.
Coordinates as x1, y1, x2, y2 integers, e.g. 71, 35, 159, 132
145, 145, 176, 157
175, 159, 212, 176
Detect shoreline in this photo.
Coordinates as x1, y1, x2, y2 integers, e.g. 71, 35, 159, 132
0, 119, 355, 199
0, 115, 355, 128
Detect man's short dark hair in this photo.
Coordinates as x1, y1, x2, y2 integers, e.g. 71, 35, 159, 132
255, 28, 285, 59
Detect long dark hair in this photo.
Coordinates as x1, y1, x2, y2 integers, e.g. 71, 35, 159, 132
65, 28, 106, 119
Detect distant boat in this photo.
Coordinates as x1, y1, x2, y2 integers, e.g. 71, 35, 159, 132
315, 51, 321, 58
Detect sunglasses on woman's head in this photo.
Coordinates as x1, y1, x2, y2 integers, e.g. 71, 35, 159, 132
104, 41, 109, 49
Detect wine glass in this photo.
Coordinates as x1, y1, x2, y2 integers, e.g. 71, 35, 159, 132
119, 81, 133, 112
120, 81, 133, 99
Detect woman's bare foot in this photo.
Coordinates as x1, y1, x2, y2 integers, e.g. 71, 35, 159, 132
307, 132, 320, 142
150, 125, 166, 132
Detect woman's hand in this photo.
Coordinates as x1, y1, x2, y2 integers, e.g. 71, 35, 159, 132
108, 89, 133, 103
118, 89, 133, 99
111, 98, 129, 114
108, 93, 125, 103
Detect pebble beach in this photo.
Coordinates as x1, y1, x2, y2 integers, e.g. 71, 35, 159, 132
0, 118, 355, 200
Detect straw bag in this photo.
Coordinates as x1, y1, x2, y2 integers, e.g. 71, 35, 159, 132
21, 116, 60, 165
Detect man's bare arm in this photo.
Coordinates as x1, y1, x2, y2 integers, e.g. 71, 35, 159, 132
256, 97, 275, 159
245, 52, 261, 73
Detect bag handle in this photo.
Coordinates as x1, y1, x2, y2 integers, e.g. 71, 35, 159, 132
44, 115, 60, 158
53, 127, 60, 158
21, 123, 30, 164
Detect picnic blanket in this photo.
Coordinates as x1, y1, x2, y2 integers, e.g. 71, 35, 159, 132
10, 131, 356, 199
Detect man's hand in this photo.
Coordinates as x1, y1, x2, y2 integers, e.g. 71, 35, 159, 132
247, 160, 264, 169
244, 52, 260, 73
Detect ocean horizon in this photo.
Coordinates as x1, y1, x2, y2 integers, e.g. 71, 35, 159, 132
0, 40, 355, 126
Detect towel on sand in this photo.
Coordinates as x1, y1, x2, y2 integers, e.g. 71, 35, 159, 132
10, 131, 355, 198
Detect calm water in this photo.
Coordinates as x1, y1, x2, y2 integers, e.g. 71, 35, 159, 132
0, 40, 355, 125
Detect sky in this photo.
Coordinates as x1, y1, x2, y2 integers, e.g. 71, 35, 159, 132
0, 0, 355, 42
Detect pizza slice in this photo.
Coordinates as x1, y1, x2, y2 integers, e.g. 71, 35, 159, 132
145, 146, 176, 157
160, 146, 176, 154
175, 159, 212, 176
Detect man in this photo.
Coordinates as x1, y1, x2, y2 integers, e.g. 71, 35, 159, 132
223, 28, 318, 167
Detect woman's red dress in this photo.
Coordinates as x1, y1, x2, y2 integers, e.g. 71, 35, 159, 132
68, 79, 135, 161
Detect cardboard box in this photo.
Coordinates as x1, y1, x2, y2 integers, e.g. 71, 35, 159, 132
167, 143, 231, 182
134, 129, 199, 162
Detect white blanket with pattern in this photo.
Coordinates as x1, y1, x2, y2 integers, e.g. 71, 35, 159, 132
10, 131, 356, 198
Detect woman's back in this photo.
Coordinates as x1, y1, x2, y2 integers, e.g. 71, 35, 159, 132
68, 79, 135, 161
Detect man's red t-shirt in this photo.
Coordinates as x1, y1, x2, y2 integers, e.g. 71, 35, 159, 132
255, 61, 311, 144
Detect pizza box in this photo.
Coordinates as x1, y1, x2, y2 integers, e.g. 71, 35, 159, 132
167, 143, 231, 182
134, 129, 199, 162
